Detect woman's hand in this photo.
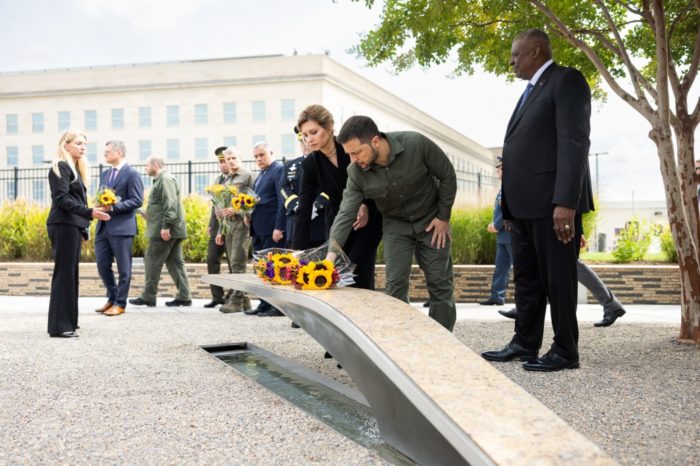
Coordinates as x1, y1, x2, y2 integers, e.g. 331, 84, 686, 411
92, 209, 110, 221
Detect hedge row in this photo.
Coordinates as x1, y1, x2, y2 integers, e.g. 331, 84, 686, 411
0, 197, 504, 264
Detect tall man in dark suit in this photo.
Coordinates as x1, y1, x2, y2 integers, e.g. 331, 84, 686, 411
245, 141, 286, 317
94, 140, 144, 317
482, 29, 594, 371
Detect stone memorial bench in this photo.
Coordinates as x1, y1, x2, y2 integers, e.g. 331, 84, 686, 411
202, 273, 615, 466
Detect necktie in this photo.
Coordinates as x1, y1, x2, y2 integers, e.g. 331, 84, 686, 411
108, 168, 118, 186
517, 83, 534, 112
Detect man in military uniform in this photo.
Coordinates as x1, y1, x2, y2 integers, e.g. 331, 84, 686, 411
204, 146, 231, 308
279, 126, 327, 249
129, 156, 191, 307
216, 147, 255, 313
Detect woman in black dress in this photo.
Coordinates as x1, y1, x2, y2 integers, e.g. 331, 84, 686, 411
47, 130, 110, 337
292, 105, 382, 289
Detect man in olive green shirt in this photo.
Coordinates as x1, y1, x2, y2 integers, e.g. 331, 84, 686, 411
129, 156, 191, 307
329, 115, 457, 330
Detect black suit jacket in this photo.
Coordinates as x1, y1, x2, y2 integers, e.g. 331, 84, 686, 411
47, 161, 93, 230
501, 63, 594, 219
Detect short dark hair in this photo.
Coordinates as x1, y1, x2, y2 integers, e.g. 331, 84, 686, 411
337, 115, 380, 145
515, 28, 552, 58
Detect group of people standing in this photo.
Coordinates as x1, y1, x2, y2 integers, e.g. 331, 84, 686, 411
47, 28, 607, 373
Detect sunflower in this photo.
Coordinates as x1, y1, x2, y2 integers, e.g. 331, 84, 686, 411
305, 269, 334, 290
296, 262, 315, 287
210, 184, 225, 194
232, 197, 243, 209
243, 195, 255, 208
227, 185, 238, 195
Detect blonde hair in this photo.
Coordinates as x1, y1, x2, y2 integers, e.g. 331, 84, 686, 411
52, 130, 89, 186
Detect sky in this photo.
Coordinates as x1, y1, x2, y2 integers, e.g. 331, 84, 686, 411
1, 0, 695, 203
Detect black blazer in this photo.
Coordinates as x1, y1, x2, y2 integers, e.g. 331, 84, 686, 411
501, 63, 594, 219
47, 161, 93, 230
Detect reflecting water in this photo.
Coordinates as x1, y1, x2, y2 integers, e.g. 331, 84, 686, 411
217, 351, 415, 465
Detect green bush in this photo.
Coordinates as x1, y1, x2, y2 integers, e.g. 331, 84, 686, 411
24, 204, 51, 260
182, 194, 210, 262
0, 200, 29, 260
612, 218, 653, 263
659, 225, 678, 263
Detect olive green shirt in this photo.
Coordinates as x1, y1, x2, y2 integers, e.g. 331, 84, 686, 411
330, 131, 457, 246
146, 170, 187, 239
217, 167, 255, 235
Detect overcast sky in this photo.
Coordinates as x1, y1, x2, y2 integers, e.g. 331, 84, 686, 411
2, 0, 695, 203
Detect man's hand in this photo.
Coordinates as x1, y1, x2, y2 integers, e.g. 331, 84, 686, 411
553, 205, 576, 244
425, 218, 451, 249
222, 207, 235, 219
273, 229, 284, 243
487, 222, 497, 234
215, 233, 224, 246
352, 203, 369, 230
580, 234, 588, 250
243, 216, 250, 227
160, 228, 171, 241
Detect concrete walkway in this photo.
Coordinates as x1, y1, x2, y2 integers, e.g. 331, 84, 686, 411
0, 295, 695, 466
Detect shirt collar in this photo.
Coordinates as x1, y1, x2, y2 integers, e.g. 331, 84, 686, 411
112, 160, 126, 171
529, 59, 553, 86
373, 132, 403, 168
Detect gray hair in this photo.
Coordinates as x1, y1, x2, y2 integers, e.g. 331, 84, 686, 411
148, 156, 165, 168
223, 147, 240, 157
106, 140, 126, 157
515, 28, 552, 58
253, 141, 270, 151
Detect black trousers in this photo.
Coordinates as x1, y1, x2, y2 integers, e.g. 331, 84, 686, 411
343, 220, 382, 290
510, 214, 582, 359
47, 224, 82, 335
206, 235, 228, 300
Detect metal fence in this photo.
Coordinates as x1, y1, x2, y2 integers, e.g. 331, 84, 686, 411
0, 159, 497, 207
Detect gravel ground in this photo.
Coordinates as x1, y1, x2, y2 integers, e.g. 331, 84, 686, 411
0, 298, 697, 465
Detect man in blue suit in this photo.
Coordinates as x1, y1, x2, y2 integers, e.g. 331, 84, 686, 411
245, 141, 286, 317
94, 140, 144, 317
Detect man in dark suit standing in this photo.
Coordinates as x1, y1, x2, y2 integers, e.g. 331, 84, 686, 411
482, 29, 594, 371
94, 140, 144, 317
245, 141, 286, 317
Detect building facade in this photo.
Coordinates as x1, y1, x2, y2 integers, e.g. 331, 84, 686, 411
0, 54, 497, 205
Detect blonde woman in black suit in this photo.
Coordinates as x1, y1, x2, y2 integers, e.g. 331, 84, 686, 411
47, 130, 110, 338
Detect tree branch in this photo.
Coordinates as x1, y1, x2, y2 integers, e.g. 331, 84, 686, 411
652, 0, 672, 130
681, 21, 700, 92
526, 0, 656, 123
452, 19, 514, 28
613, 0, 643, 16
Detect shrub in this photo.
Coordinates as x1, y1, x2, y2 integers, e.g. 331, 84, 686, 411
612, 218, 652, 263
24, 204, 51, 260
451, 207, 496, 264
182, 194, 210, 262
0, 200, 29, 260
659, 225, 678, 263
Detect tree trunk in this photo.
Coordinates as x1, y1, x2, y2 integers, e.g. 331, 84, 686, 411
653, 126, 700, 344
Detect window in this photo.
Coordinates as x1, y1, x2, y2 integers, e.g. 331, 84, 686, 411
86, 143, 97, 163
223, 102, 237, 124
194, 137, 208, 159
166, 105, 179, 127
6, 114, 18, 133
111, 108, 124, 129
223, 136, 237, 148
252, 135, 266, 147
32, 113, 44, 133
139, 107, 151, 128
280, 134, 296, 157
33, 180, 45, 202
32, 145, 44, 165
280, 99, 295, 121
166, 139, 180, 160
252, 101, 266, 122
58, 111, 70, 131
85, 110, 97, 130
139, 140, 151, 161
194, 104, 208, 125
6, 147, 18, 166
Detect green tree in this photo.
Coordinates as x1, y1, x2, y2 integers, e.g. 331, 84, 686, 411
352, 0, 700, 343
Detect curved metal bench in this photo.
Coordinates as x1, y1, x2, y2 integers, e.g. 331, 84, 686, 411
202, 274, 615, 466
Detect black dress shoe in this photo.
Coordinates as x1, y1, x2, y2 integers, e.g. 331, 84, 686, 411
204, 299, 225, 308
482, 342, 538, 362
523, 351, 580, 372
50, 331, 78, 338
244, 306, 263, 316
257, 308, 284, 317
165, 299, 192, 307
498, 308, 518, 319
324, 351, 333, 359
423, 299, 431, 308
594, 308, 626, 327
479, 298, 505, 306
291, 321, 300, 328
129, 297, 156, 307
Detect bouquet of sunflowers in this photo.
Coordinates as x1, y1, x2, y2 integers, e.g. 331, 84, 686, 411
252, 241, 355, 290
204, 183, 239, 235
231, 188, 259, 215
95, 187, 120, 207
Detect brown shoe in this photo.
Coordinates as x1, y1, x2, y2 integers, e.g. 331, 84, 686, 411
103, 306, 125, 316
95, 301, 113, 313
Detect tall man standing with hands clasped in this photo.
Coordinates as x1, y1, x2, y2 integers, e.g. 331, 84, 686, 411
482, 29, 594, 371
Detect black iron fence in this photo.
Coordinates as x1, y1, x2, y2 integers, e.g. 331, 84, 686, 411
0, 159, 497, 207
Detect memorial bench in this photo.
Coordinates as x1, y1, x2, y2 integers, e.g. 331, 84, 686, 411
202, 273, 615, 466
